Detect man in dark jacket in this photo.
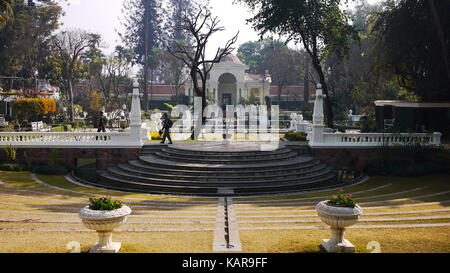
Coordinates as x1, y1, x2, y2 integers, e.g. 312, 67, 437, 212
96, 111, 106, 132
159, 112, 173, 144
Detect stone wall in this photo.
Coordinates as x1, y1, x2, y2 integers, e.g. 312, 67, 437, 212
1, 148, 140, 170
311, 147, 379, 170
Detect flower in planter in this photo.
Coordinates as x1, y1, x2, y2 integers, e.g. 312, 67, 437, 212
89, 196, 124, 211
328, 189, 357, 208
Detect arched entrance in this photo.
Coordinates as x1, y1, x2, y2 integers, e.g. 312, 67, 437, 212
218, 73, 237, 110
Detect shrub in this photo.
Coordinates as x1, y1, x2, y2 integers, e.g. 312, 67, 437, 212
4, 144, 17, 162
89, 196, 123, 210
150, 131, 162, 140
13, 98, 56, 121
284, 132, 307, 141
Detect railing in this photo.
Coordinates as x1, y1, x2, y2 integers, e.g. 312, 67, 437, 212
315, 132, 442, 147
0, 132, 141, 148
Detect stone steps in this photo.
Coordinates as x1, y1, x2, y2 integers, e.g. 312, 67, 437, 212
153, 150, 299, 164
138, 154, 316, 171
96, 170, 338, 196
106, 165, 334, 186
92, 144, 344, 196
119, 161, 328, 180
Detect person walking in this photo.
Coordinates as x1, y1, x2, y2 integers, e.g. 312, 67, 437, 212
159, 112, 173, 144
96, 111, 107, 132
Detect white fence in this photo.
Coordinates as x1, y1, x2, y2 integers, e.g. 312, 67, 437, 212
0, 132, 141, 148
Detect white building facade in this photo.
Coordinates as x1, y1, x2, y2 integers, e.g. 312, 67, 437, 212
184, 54, 272, 107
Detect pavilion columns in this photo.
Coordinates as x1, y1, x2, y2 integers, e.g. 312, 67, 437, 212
259, 88, 264, 105
237, 84, 245, 103
210, 81, 219, 103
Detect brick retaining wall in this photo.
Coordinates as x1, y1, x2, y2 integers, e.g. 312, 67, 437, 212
1, 148, 141, 170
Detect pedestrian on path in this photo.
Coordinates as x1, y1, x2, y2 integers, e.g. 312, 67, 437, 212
160, 112, 173, 144
96, 111, 107, 132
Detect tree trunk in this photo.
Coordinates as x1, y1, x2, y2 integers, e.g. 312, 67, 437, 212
68, 80, 74, 123
278, 85, 281, 106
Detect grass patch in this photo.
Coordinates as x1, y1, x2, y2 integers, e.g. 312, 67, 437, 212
239, 227, 450, 253
0, 231, 214, 253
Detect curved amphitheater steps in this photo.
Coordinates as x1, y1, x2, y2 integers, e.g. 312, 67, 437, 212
94, 144, 342, 196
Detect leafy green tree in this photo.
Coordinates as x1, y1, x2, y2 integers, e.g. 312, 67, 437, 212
324, 1, 403, 119
119, 0, 165, 65
237, 0, 359, 128
0, 0, 63, 89
237, 39, 283, 74
372, 0, 450, 101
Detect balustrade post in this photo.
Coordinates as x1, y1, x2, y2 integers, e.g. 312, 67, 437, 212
309, 83, 325, 147
129, 80, 143, 146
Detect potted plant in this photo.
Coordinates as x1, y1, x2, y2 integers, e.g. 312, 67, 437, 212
79, 196, 131, 253
315, 189, 362, 253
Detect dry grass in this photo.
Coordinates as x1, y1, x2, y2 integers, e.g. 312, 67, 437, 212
0, 231, 214, 253
239, 227, 450, 253
236, 173, 450, 202
0, 170, 449, 253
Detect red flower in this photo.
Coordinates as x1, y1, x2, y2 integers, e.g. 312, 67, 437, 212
339, 189, 344, 193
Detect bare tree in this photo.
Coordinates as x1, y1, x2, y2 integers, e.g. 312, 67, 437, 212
90, 54, 132, 112
168, 6, 239, 125
51, 29, 98, 122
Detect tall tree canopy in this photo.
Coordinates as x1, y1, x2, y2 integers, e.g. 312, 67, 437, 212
119, 0, 165, 66
237, 38, 283, 74
0, 0, 63, 89
372, 0, 450, 101
237, 0, 359, 128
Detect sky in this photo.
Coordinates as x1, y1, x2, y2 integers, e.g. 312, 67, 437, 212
60, 0, 382, 73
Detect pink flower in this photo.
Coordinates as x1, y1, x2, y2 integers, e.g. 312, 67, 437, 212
339, 189, 344, 193
348, 194, 353, 197
332, 195, 337, 198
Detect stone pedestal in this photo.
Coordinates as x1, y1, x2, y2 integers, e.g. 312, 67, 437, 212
79, 205, 132, 254
315, 201, 362, 253
89, 232, 121, 253
321, 228, 355, 253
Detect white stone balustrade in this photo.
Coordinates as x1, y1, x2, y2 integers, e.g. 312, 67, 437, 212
0, 132, 141, 148
308, 83, 442, 148
0, 79, 143, 149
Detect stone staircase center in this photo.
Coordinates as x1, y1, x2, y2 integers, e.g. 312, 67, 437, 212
90, 143, 347, 196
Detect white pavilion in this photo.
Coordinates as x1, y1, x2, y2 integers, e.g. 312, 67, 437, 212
183, 54, 272, 107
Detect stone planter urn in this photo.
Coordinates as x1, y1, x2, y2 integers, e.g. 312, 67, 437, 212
315, 200, 362, 253
79, 205, 132, 253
